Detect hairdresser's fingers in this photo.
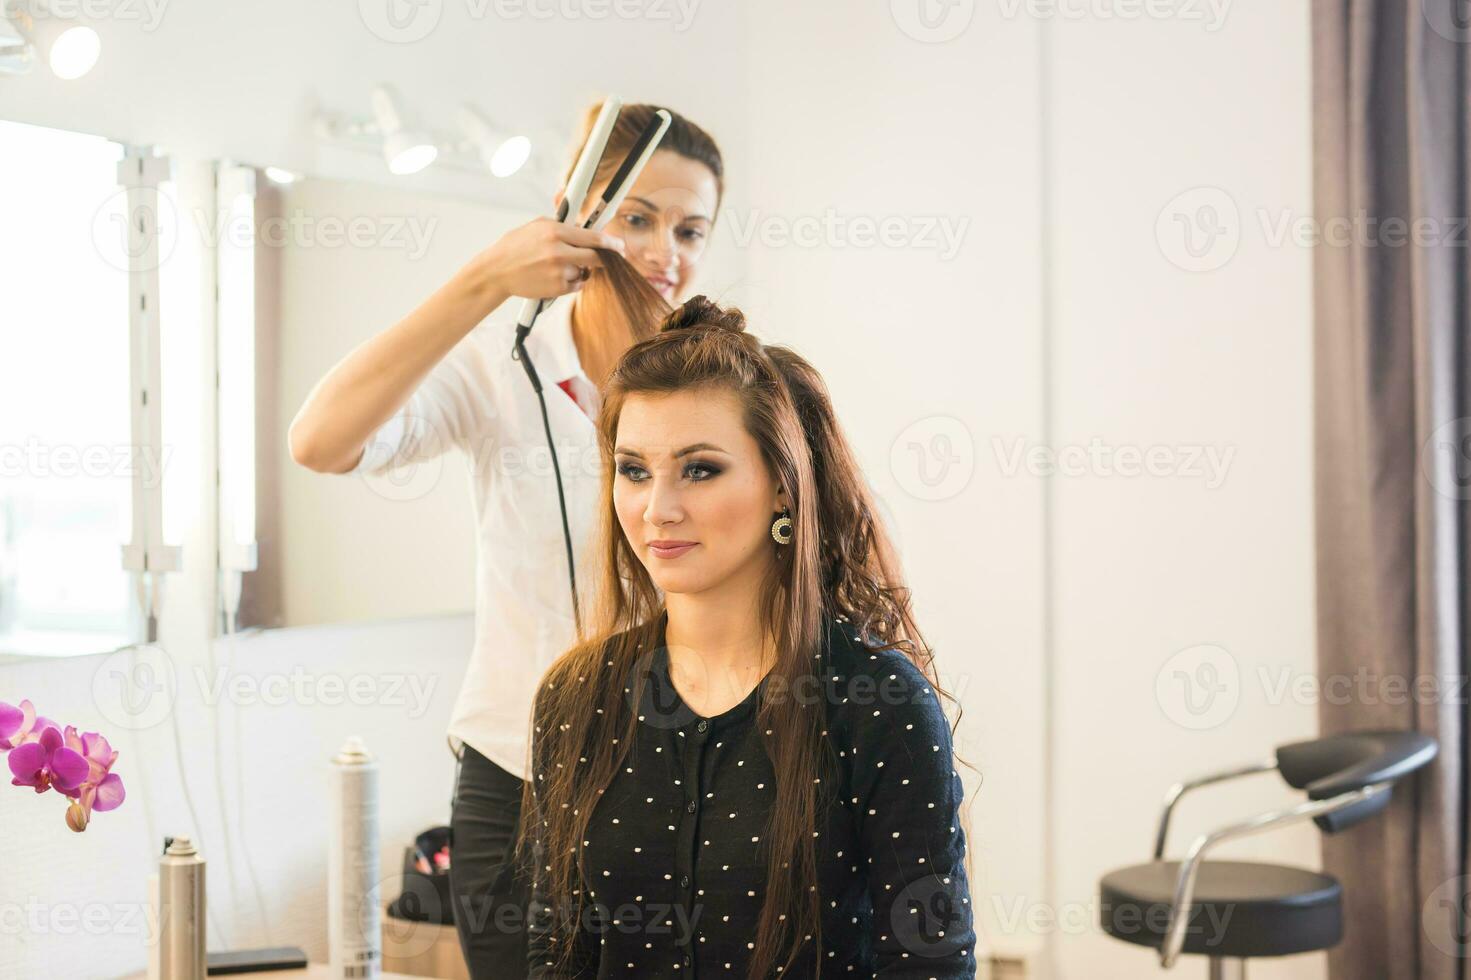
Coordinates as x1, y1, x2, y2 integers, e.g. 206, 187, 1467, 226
556, 242, 617, 271
554, 224, 626, 255
472, 216, 626, 301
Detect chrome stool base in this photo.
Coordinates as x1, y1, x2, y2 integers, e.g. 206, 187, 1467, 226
1209, 958, 1245, 980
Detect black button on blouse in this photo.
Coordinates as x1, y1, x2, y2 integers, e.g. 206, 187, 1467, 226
527, 617, 977, 978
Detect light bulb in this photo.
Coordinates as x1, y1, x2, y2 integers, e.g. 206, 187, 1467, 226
490, 135, 531, 177
49, 25, 99, 80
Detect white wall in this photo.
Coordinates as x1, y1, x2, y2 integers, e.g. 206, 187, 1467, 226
1046, 3, 1318, 978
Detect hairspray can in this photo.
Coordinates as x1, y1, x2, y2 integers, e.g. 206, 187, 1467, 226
158, 836, 206, 980
329, 735, 381, 979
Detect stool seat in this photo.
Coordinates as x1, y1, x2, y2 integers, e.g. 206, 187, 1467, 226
1099, 860, 1342, 959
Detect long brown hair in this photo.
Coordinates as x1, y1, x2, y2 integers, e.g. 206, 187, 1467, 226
518, 295, 970, 978
563, 99, 725, 378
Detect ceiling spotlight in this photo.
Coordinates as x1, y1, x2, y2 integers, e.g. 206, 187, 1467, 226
49, 25, 99, 80
263, 167, 300, 185
371, 85, 437, 176
457, 107, 531, 178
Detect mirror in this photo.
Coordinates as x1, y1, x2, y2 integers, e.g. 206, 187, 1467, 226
234, 175, 530, 630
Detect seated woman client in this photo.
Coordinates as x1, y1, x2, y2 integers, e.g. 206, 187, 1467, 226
521, 295, 977, 978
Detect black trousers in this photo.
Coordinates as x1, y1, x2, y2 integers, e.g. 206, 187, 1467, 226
449, 743, 532, 979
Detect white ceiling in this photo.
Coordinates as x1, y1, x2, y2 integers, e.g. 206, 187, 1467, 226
0, 0, 749, 208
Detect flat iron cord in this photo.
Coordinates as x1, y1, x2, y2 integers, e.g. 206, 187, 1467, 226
512, 333, 583, 635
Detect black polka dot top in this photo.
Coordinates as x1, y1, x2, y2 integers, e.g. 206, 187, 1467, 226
526, 616, 977, 978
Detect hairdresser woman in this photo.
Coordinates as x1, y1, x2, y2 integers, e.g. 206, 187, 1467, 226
287, 102, 723, 979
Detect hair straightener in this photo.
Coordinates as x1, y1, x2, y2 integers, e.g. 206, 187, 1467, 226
511, 100, 672, 632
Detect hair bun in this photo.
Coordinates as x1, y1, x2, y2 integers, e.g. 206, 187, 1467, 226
658, 295, 748, 334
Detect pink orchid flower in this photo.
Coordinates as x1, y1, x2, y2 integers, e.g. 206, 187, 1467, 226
8, 723, 88, 796
0, 699, 44, 750
2, 700, 128, 832
60, 726, 125, 832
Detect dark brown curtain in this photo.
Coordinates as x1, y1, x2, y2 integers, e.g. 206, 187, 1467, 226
1313, 2, 1469, 977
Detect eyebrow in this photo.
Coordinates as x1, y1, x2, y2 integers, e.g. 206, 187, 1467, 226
614, 442, 729, 459
625, 196, 711, 223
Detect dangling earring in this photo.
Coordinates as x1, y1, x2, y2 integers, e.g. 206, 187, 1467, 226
770, 506, 793, 545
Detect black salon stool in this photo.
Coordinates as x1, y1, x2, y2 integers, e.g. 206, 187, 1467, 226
1098, 730, 1437, 979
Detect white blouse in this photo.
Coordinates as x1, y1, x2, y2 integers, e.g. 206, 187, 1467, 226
354, 293, 602, 780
